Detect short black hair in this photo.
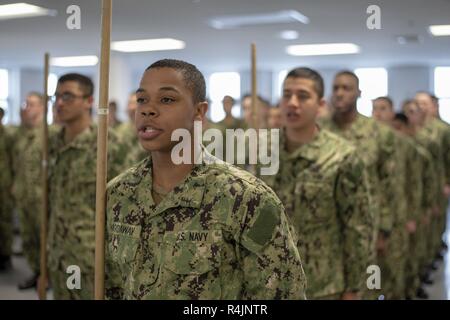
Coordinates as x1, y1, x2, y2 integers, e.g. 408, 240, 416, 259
285, 67, 324, 99
222, 95, 235, 105
0, 107, 4, 118
146, 59, 206, 104
335, 70, 360, 89
57, 73, 94, 97
394, 112, 409, 125
374, 96, 394, 110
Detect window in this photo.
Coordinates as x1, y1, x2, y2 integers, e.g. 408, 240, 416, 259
354, 68, 388, 117
47, 73, 57, 123
208, 72, 240, 123
0, 69, 9, 124
272, 69, 288, 103
434, 67, 450, 124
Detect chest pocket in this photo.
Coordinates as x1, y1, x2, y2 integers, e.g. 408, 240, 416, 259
110, 222, 142, 265
161, 230, 223, 299
294, 180, 334, 224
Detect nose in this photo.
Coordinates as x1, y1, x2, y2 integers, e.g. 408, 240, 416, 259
287, 94, 300, 108
138, 103, 158, 118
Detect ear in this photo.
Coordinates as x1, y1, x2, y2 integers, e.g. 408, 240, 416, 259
85, 96, 94, 110
194, 101, 208, 122
357, 89, 362, 98
318, 97, 327, 108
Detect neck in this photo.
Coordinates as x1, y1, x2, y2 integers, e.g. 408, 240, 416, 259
333, 107, 357, 129
64, 114, 91, 144
285, 123, 319, 152
151, 145, 196, 191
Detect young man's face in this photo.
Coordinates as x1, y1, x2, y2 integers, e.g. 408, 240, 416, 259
135, 67, 207, 153
222, 96, 234, 115
268, 108, 282, 129
403, 102, 423, 127
23, 95, 44, 125
372, 99, 394, 124
414, 93, 434, 117
280, 77, 323, 131
54, 81, 92, 124
331, 74, 360, 115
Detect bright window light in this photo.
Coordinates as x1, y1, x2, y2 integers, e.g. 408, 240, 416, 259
208, 72, 240, 123
111, 38, 185, 53
0, 69, 8, 100
0, 69, 9, 124
434, 67, 450, 98
272, 69, 288, 103
355, 68, 388, 117
48, 73, 57, 96
438, 99, 450, 124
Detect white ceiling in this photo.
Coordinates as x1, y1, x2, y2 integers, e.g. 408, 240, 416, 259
1, 0, 450, 73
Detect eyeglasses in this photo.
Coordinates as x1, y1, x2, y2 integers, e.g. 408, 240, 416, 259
51, 92, 89, 103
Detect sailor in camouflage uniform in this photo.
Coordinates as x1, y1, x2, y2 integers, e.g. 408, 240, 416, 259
46, 74, 131, 299
262, 68, 374, 300
320, 71, 402, 299
105, 59, 307, 300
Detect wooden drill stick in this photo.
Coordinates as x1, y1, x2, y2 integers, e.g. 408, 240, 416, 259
94, 0, 112, 300
251, 43, 259, 130
250, 43, 259, 174
38, 52, 50, 300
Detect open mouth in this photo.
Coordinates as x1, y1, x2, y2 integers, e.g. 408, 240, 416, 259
137, 125, 163, 140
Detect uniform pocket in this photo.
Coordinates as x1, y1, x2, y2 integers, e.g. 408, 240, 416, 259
161, 230, 223, 299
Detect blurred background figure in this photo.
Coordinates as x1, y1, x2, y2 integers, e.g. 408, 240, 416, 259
108, 100, 122, 128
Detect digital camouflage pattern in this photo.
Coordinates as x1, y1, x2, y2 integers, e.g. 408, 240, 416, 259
415, 119, 446, 265
321, 114, 400, 237
261, 129, 374, 299
47, 124, 132, 299
0, 125, 14, 258
105, 150, 307, 300
114, 121, 148, 165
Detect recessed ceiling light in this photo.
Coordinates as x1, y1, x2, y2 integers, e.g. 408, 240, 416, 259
429, 25, 450, 36
111, 38, 186, 53
209, 10, 309, 30
0, 2, 56, 21
280, 30, 299, 40
286, 43, 360, 56
51, 56, 98, 67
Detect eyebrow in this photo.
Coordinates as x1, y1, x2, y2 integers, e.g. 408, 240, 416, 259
135, 86, 180, 95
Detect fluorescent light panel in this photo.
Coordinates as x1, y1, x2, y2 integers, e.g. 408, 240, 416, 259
286, 43, 360, 56
210, 10, 309, 29
429, 25, 450, 36
51, 56, 98, 67
111, 38, 185, 53
0, 2, 55, 20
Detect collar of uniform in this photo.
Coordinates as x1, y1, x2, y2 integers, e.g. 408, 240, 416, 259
131, 150, 207, 217
282, 126, 325, 162
55, 123, 97, 152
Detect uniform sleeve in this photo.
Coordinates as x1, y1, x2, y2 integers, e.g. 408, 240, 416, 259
104, 183, 125, 300
335, 152, 375, 293
237, 188, 307, 300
